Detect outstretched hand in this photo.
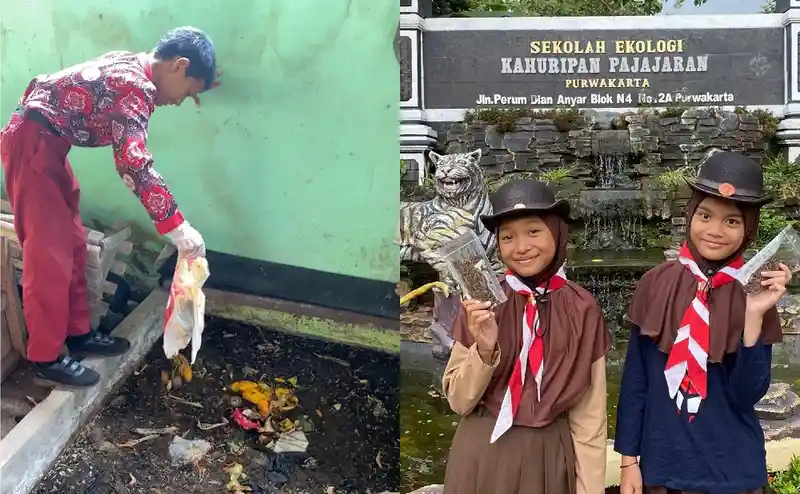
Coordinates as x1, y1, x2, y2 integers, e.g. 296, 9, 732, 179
745, 263, 793, 317
463, 299, 498, 357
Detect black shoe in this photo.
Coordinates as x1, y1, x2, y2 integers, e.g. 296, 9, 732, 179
66, 331, 130, 357
33, 356, 100, 388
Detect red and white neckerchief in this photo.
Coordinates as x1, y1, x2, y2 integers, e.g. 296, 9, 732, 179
664, 242, 743, 421
490, 266, 567, 443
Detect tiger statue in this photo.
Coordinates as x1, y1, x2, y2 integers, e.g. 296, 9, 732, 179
398, 149, 497, 291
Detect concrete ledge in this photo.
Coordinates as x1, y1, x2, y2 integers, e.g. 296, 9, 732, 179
0, 289, 168, 494
206, 290, 400, 354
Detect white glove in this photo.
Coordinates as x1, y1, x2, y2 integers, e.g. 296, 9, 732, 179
166, 221, 206, 259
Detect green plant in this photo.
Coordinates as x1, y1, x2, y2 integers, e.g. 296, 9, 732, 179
539, 166, 572, 183
656, 167, 693, 190
464, 108, 528, 132
486, 171, 536, 192
756, 209, 796, 248
463, 107, 583, 133
658, 105, 690, 118
464, 0, 710, 17
762, 154, 800, 200
769, 455, 800, 493
400, 159, 407, 178
735, 106, 780, 142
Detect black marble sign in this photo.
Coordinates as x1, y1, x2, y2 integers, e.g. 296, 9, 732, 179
423, 28, 785, 108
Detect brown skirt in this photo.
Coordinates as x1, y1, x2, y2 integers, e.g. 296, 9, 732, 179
646, 487, 765, 494
443, 409, 576, 494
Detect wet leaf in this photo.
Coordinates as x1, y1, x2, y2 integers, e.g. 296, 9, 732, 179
197, 418, 229, 431
260, 418, 276, 433
166, 394, 203, 409
333, 403, 342, 412
278, 418, 295, 433
287, 377, 298, 387
241, 408, 261, 420
258, 434, 275, 448
274, 387, 291, 399
314, 353, 350, 367
274, 394, 299, 412
116, 434, 158, 448
195, 458, 209, 481
224, 462, 251, 492
161, 371, 171, 391
132, 426, 177, 436
227, 440, 247, 456
298, 415, 316, 432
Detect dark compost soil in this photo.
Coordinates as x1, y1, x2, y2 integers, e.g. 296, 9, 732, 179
33, 316, 400, 494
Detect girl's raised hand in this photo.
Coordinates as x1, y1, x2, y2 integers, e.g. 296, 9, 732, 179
746, 263, 793, 317
463, 299, 498, 357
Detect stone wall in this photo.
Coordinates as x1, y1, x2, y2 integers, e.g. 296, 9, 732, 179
400, 109, 792, 249
433, 109, 767, 188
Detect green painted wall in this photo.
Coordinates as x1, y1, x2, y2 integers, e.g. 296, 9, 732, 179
0, 0, 399, 284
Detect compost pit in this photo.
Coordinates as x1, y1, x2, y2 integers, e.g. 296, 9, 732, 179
34, 316, 400, 493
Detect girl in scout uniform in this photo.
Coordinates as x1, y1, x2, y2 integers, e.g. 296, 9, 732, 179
442, 179, 611, 494
615, 152, 792, 494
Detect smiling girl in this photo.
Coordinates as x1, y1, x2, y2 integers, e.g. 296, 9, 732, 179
441, 179, 611, 494
615, 152, 792, 494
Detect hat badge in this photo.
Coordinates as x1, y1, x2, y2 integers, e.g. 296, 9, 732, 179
512, 203, 527, 210
717, 183, 736, 197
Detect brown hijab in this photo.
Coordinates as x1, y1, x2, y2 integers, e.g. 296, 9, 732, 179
453, 213, 611, 427
628, 192, 783, 362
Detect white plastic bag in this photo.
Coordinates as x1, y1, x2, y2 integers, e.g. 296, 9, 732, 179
738, 225, 800, 295
163, 256, 210, 364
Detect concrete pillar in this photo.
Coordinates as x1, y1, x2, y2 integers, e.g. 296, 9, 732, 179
776, 0, 800, 164
400, 0, 437, 185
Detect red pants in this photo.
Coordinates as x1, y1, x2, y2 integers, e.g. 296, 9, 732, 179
1, 117, 90, 362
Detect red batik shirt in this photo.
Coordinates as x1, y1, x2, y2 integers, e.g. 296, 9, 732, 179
8, 51, 183, 234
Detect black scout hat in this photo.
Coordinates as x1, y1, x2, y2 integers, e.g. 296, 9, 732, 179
480, 179, 570, 232
686, 151, 772, 205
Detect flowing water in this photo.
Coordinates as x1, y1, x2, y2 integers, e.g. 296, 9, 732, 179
594, 154, 632, 188
577, 189, 646, 251
591, 131, 633, 189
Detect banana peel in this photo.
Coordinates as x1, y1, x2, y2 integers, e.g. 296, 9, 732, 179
173, 354, 193, 382
230, 380, 272, 417
162, 354, 193, 392
400, 281, 449, 305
